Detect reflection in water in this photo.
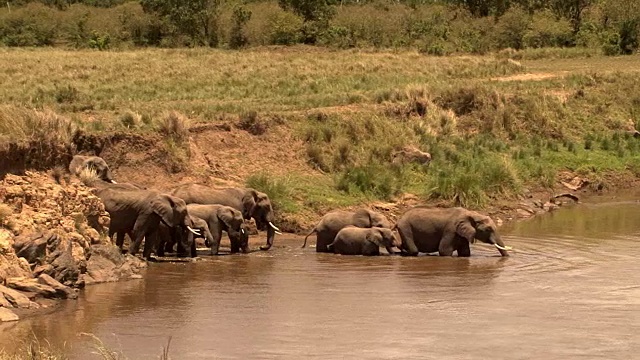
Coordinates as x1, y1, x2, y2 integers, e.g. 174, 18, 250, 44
2, 201, 640, 359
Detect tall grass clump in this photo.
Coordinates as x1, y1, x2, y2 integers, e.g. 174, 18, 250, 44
336, 163, 406, 201
157, 111, 189, 143
246, 172, 299, 213
0, 105, 77, 143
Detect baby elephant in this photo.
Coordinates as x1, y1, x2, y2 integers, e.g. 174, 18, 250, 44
327, 227, 400, 256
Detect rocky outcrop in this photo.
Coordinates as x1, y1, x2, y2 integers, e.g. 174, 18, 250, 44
391, 145, 432, 166
0, 171, 147, 322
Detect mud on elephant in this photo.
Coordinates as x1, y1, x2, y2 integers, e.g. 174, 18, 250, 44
302, 208, 393, 253
394, 206, 512, 257
327, 226, 401, 256
169, 184, 280, 251
94, 188, 201, 260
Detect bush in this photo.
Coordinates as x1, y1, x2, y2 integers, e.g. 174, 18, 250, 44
493, 5, 530, 50
265, 11, 303, 45
523, 10, 573, 48
336, 163, 404, 200
229, 5, 252, 49
0, 3, 59, 46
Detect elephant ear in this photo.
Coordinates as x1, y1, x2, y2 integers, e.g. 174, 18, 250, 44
365, 230, 384, 247
152, 195, 178, 227
456, 216, 477, 243
241, 189, 258, 220
218, 207, 237, 230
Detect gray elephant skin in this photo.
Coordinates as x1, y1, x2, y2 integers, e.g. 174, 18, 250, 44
69, 155, 116, 184
169, 184, 280, 251
157, 216, 212, 257
302, 208, 392, 253
327, 226, 400, 256
95, 187, 200, 260
395, 207, 511, 257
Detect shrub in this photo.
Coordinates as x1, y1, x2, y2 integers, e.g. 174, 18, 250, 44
0, 3, 59, 46
263, 11, 303, 45
229, 5, 252, 49
157, 111, 189, 143
523, 10, 573, 48
493, 5, 530, 50
237, 111, 269, 135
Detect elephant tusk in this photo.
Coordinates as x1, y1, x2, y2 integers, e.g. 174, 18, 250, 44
494, 243, 513, 251
269, 222, 281, 232
187, 226, 201, 236
275, 230, 283, 235
110, 180, 118, 184
241, 228, 245, 235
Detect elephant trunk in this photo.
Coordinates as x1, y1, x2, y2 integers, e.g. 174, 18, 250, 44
260, 226, 275, 251
491, 234, 510, 257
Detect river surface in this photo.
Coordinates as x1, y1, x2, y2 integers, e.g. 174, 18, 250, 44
2, 198, 640, 359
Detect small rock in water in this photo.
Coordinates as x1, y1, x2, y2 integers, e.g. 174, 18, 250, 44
129, 274, 143, 279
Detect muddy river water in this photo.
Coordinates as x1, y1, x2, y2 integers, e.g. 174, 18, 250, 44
2, 197, 640, 359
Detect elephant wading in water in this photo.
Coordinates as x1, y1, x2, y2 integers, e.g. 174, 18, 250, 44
302, 209, 393, 253
327, 227, 401, 256
157, 216, 212, 258
395, 207, 512, 257
169, 184, 280, 251
95, 188, 201, 260
159, 205, 248, 255
69, 155, 116, 184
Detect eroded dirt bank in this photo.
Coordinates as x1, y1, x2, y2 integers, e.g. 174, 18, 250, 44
1, 124, 636, 323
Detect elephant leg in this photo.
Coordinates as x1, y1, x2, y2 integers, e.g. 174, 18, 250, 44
438, 234, 456, 257
129, 221, 148, 256
230, 242, 240, 254
457, 241, 471, 257
142, 231, 157, 260
315, 233, 332, 253
397, 227, 419, 256
116, 232, 125, 250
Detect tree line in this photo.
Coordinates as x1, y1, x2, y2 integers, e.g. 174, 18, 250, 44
1, 0, 638, 54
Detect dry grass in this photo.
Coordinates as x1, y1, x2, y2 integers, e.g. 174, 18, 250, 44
78, 168, 100, 186
0, 105, 76, 143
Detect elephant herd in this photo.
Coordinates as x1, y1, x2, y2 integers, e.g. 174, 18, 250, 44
70, 155, 512, 260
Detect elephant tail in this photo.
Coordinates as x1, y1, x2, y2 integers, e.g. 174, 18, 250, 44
326, 242, 334, 252
301, 228, 316, 248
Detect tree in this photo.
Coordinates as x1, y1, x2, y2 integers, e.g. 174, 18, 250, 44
278, 0, 337, 23
140, 0, 219, 46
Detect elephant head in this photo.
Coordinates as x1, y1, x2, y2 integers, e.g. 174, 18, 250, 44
366, 228, 401, 249
456, 211, 510, 256
82, 156, 115, 184
242, 188, 280, 251
152, 194, 200, 256
217, 206, 249, 253
192, 217, 214, 248
353, 208, 392, 229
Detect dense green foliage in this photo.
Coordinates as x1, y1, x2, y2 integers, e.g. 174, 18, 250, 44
0, 0, 639, 54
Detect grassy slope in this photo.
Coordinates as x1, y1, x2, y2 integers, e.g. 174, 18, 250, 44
2, 47, 640, 220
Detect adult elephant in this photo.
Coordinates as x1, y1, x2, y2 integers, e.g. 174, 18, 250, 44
158, 205, 248, 256
302, 208, 393, 253
327, 226, 401, 256
69, 155, 116, 184
394, 206, 511, 257
169, 184, 280, 251
95, 188, 201, 260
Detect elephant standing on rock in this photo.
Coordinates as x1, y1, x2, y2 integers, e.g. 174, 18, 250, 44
327, 227, 401, 256
169, 184, 280, 251
394, 207, 512, 257
69, 155, 116, 184
95, 188, 201, 260
302, 208, 393, 253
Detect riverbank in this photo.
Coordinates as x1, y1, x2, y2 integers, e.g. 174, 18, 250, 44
2, 48, 640, 326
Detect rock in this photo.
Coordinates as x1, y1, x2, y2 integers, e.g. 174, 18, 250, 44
6, 277, 57, 298
561, 176, 589, 191
543, 201, 559, 212
0, 307, 19, 322
37, 274, 78, 299
83, 228, 103, 245
0, 292, 11, 308
516, 209, 534, 218
83, 245, 146, 286
12, 232, 50, 264
0, 284, 37, 308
